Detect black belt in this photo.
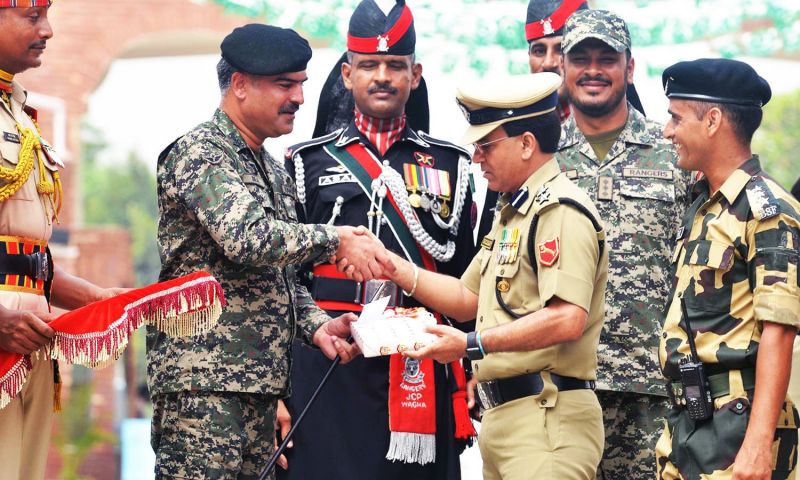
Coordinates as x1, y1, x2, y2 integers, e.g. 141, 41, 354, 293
0, 250, 51, 281
666, 368, 756, 409
476, 371, 595, 410
312, 277, 402, 307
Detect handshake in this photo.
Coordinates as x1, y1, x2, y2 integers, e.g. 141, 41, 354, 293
332, 225, 397, 282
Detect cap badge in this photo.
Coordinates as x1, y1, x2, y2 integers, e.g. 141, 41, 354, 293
457, 103, 471, 122
377, 35, 389, 52
540, 18, 554, 35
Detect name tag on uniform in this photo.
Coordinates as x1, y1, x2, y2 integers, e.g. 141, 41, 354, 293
319, 173, 356, 186
622, 168, 674, 180
3, 132, 20, 143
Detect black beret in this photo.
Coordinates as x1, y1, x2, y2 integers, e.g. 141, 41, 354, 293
526, 0, 588, 41
662, 58, 771, 107
221, 24, 312, 76
347, 0, 415, 55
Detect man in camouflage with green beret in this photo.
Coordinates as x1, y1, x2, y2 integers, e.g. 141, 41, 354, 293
556, 10, 693, 479
657, 58, 799, 479
148, 24, 390, 479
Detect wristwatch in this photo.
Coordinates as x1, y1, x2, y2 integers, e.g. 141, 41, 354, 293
465, 331, 484, 361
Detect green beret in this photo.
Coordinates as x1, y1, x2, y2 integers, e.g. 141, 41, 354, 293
221, 24, 312, 76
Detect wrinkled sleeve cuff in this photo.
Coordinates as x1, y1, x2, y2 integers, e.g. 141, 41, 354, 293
754, 294, 800, 329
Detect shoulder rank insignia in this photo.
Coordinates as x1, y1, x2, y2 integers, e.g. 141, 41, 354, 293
414, 151, 435, 167
537, 237, 560, 267
534, 185, 551, 205
745, 176, 781, 221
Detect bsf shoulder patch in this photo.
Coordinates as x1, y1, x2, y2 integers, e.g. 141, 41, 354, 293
537, 237, 560, 267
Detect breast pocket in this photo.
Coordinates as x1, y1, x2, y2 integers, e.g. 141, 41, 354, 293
0, 141, 35, 201
242, 174, 274, 215
618, 178, 676, 240
685, 240, 736, 313
493, 259, 528, 320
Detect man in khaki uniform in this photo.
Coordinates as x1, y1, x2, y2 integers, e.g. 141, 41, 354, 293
0, 3, 125, 479
656, 58, 799, 479
367, 72, 608, 479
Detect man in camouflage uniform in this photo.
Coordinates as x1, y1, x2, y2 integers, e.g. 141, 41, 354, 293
657, 58, 799, 479
149, 24, 387, 479
556, 10, 692, 479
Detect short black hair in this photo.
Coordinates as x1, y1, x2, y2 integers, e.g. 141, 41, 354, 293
687, 101, 763, 145
217, 57, 236, 94
501, 110, 561, 153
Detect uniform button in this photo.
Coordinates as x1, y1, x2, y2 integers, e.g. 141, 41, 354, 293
662, 332, 668, 338
736, 402, 744, 410
499, 269, 505, 275
540, 400, 547, 406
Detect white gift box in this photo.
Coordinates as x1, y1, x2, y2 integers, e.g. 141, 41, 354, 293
351, 296, 438, 358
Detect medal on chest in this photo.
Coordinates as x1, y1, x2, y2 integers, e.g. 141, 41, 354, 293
403, 162, 452, 220
498, 227, 520, 264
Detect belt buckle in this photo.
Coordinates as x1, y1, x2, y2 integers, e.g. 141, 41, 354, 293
31, 251, 49, 281
477, 380, 500, 410
362, 279, 399, 307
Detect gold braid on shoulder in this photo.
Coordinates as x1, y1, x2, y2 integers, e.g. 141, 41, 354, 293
0, 118, 63, 221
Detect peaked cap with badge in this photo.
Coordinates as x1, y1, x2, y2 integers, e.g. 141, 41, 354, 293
281, 2, 477, 479
525, 0, 588, 42
457, 71, 608, 476
456, 71, 562, 145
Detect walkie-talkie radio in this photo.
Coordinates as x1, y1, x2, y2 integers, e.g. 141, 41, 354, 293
678, 298, 714, 421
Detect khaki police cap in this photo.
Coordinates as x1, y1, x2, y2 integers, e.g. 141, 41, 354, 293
456, 72, 562, 145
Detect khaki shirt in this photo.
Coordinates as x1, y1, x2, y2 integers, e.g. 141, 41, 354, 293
0, 81, 56, 242
660, 156, 800, 381
462, 159, 608, 405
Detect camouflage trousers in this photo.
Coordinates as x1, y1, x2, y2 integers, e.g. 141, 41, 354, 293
656, 397, 798, 479
596, 390, 670, 480
151, 391, 278, 480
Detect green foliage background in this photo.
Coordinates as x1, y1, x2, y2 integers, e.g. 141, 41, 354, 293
753, 90, 800, 190
81, 123, 160, 287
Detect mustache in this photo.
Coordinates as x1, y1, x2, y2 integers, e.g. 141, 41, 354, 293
577, 75, 611, 85
279, 103, 300, 114
29, 40, 47, 49
368, 84, 398, 95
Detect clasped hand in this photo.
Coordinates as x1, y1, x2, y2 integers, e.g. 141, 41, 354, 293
333, 226, 396, 282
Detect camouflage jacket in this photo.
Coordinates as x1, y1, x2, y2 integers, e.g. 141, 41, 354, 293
556, 104, 692, 396
660, 156, 800, 380
148, 109, 339, 397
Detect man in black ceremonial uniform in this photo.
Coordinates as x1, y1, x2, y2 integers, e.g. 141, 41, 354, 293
279, 1, 476, 479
